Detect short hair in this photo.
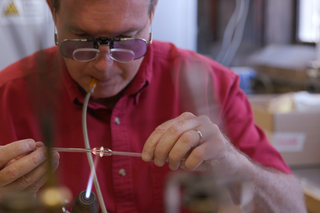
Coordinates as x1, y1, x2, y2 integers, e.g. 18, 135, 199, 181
51, 0, 158, 14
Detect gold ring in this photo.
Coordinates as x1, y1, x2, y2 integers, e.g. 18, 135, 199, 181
194, 129, 203, 141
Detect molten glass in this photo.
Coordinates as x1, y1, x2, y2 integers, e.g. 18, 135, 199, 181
51, 147, 142, 158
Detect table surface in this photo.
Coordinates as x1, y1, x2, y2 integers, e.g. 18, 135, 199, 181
293, 167, 320, 186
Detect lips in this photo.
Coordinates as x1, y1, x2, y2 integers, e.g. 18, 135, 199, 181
95, 76, 116, 86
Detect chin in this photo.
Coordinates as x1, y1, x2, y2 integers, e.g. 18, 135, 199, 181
91, 93, 112, 99
91, 90, 118, 99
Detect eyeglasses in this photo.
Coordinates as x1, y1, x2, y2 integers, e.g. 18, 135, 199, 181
54, 32, 152, 63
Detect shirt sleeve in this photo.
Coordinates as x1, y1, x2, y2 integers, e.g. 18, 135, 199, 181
214, 67, 291, 174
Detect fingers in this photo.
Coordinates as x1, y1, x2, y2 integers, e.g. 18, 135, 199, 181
142, 112, 198, 163
0, 147, 60, 196
167, 128, 204, 170
142, 112, 229, 172
182, 125, 228, 171
36, 142, 45, 148
0, 139, 36, 168
0, 147, 47, 186
9, 151, 60, 193
0, 140, 60, 196
142, 113, 194, 160
183, 140, 218, 170
22, 154, 60, 195
142, 112, 215, 169
4, 141, 46, 167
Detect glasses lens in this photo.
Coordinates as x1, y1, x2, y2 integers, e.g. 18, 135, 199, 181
59, 40, 96, 60
110, 49, 135, 63
113, 39, 147, 60
73, 48, 99, 62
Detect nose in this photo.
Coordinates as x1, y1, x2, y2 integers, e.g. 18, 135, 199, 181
93, 44, 114, 72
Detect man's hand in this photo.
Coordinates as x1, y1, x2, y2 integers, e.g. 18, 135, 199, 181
0, 139, 60, 196
142, 112, 244, 173
142, 112, 307, 212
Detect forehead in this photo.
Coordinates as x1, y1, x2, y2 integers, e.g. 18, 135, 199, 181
58, 0, 150, 35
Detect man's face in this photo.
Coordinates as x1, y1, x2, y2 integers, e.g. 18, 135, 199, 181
53, 0, 152, 98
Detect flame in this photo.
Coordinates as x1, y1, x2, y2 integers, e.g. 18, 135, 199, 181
85, 155, 100, 199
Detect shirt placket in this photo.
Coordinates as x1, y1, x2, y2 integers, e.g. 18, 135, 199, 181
110, 96, 136, 212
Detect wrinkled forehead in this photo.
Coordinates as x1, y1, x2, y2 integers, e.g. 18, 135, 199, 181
57, 0, 150, 35
59, 0, 149, 12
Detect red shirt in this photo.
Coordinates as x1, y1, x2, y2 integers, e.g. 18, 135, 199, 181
0, 41, 291, 212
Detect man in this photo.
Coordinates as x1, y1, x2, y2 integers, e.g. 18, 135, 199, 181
0, 0, 306, 212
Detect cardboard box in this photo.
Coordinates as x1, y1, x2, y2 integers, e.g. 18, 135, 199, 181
249, 95, 320, 167
294, 167, 320, 212
300, 177, 320, 213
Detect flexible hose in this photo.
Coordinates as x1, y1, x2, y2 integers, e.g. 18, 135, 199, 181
82, 79, 108, 213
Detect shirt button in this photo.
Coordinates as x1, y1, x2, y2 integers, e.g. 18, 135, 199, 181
119, 169, 126, 176
115, 117, 121, 125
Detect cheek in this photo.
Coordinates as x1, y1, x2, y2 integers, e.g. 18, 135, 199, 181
63, 59, 93, 89
119, 58, 143, 80
64, 59, 86, 77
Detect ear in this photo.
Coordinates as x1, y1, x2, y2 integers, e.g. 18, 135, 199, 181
46, 0, 57, 23
150, 1, 157, 23
46, 0, 54, 13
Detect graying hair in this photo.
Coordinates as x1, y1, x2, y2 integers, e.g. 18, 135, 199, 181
51, 0, 158, 14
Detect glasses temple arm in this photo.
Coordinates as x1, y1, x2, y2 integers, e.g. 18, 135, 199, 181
147, 32, 153, 45
54, 33, 60, 45
53, 9, 61, 46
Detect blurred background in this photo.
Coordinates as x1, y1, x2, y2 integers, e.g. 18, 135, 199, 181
1, 0, 320, 212
2, 0, 320, 94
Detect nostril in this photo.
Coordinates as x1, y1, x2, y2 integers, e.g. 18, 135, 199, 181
93, 49, 114, 71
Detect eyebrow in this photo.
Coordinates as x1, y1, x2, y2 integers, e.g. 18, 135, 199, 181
68, 25, 139, 37
69, 25, 88, 34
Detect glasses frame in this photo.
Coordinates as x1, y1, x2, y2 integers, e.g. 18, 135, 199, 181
54, 28, 153, 63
